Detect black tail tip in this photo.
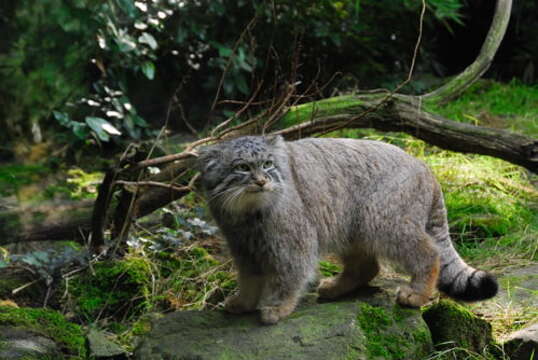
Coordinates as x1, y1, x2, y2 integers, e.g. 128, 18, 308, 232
440, 271, 499, 302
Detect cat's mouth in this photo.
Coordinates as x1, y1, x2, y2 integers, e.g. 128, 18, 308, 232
245, 183, 273, 193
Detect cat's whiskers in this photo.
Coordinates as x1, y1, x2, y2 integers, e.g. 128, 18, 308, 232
221, 186, 246, 214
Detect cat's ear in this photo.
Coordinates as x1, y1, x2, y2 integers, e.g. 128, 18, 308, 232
265, 135, 284, 147
195, 145, 222, 173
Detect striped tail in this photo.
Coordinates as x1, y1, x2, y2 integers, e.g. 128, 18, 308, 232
427, 183, 498, 301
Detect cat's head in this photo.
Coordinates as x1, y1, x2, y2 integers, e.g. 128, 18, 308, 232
196, 135, 287, 214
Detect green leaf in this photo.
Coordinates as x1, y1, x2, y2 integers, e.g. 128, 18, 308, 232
53, 111, 70, 127
218, 47, 233, 57
85, 116, 122, 142
235, 73, 249, 95
72, 122, 89, 140
212, 42, 233, 57
138, 32, 158, 50
141, 61, 156, 80
131, 114, 148, 127
117, 0, 137, 17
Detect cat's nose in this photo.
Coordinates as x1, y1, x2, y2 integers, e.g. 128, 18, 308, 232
254, 177, 267, 187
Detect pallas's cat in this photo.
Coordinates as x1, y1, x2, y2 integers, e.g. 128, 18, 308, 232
196, 136, 498, 324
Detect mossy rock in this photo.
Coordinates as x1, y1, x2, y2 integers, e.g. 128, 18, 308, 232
0, 306, 86, 359
69, 256, 153, 322
503, 323, 538, 360
135, 286, 433, 360
422, 299, 493, 356
0, 326, 60, 360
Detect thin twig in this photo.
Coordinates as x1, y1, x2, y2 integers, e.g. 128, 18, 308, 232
12, 279, 40, 295
122, 151, 198, 172
115, 180, 191, 193
314, 0, 427, 136
211, 80, 265, 137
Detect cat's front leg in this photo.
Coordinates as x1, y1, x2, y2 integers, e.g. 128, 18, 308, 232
258, 273, 309, 325
223, 270, 263, 314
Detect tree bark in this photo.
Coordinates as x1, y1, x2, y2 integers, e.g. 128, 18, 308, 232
274, 94, 538, 172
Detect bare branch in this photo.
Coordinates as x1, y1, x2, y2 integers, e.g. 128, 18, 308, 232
115, 180, 191, 193
424, 0, 513, 104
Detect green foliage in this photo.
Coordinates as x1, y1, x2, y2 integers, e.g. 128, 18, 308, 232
0, 164, 49, 197
68, 214, 233, 323
153, 246, 235, 310
63, 168, 103, 200
8, 244, 85, 287
0, 306, 87, 359
427, 80, 538, 136
319, 260, 342, 277
426, 153, 536, 239
0, 0, 465, 148
0, 1, 98, 141
69, 256, 154, 322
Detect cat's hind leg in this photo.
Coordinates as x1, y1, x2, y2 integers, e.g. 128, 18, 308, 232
318, 250, 379, 299
224, 270, 263, 314
394, 231, 440, 308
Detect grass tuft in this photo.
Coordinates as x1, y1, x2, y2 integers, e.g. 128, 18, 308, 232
427, 79, 538, 136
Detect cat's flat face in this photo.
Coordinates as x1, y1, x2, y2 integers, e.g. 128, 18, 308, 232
197, 136, 285, 214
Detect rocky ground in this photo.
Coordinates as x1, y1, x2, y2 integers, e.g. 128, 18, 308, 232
1, 265, 536, 359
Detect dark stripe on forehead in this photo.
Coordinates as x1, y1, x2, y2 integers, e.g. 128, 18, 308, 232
231, 159, 246, 166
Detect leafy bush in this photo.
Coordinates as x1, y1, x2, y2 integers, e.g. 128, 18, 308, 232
0, 0, 464, 148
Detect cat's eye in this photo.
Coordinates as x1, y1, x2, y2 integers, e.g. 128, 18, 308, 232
262, 160, 274, 169
234, 164, 250, 172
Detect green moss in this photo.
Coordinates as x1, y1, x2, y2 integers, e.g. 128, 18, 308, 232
69, 256, 153, 321
0, 306, 86, 359
131, 317, 152, 336
356, 303, 430, 359
319, 260, 341, 277
0, 164, 49, 197
280, 95, 367, 127
64, 168, 103, 200
426, 79, 538, 136
423, 300, 493, 357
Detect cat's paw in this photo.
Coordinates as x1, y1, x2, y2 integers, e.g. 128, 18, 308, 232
260, 306, 281, 325
318, 277, 341, 299
223, 294, 255, 314
396, 286, 431, 308
318, 276, 356, 299
259, 298, 298, 325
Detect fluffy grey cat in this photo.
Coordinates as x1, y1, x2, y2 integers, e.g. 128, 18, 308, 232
195, 135, 498, 324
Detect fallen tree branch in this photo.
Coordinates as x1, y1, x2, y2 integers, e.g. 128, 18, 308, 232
274, 94, 538, 172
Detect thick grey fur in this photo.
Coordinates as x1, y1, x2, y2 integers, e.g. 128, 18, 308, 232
195, 136, 498, 324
